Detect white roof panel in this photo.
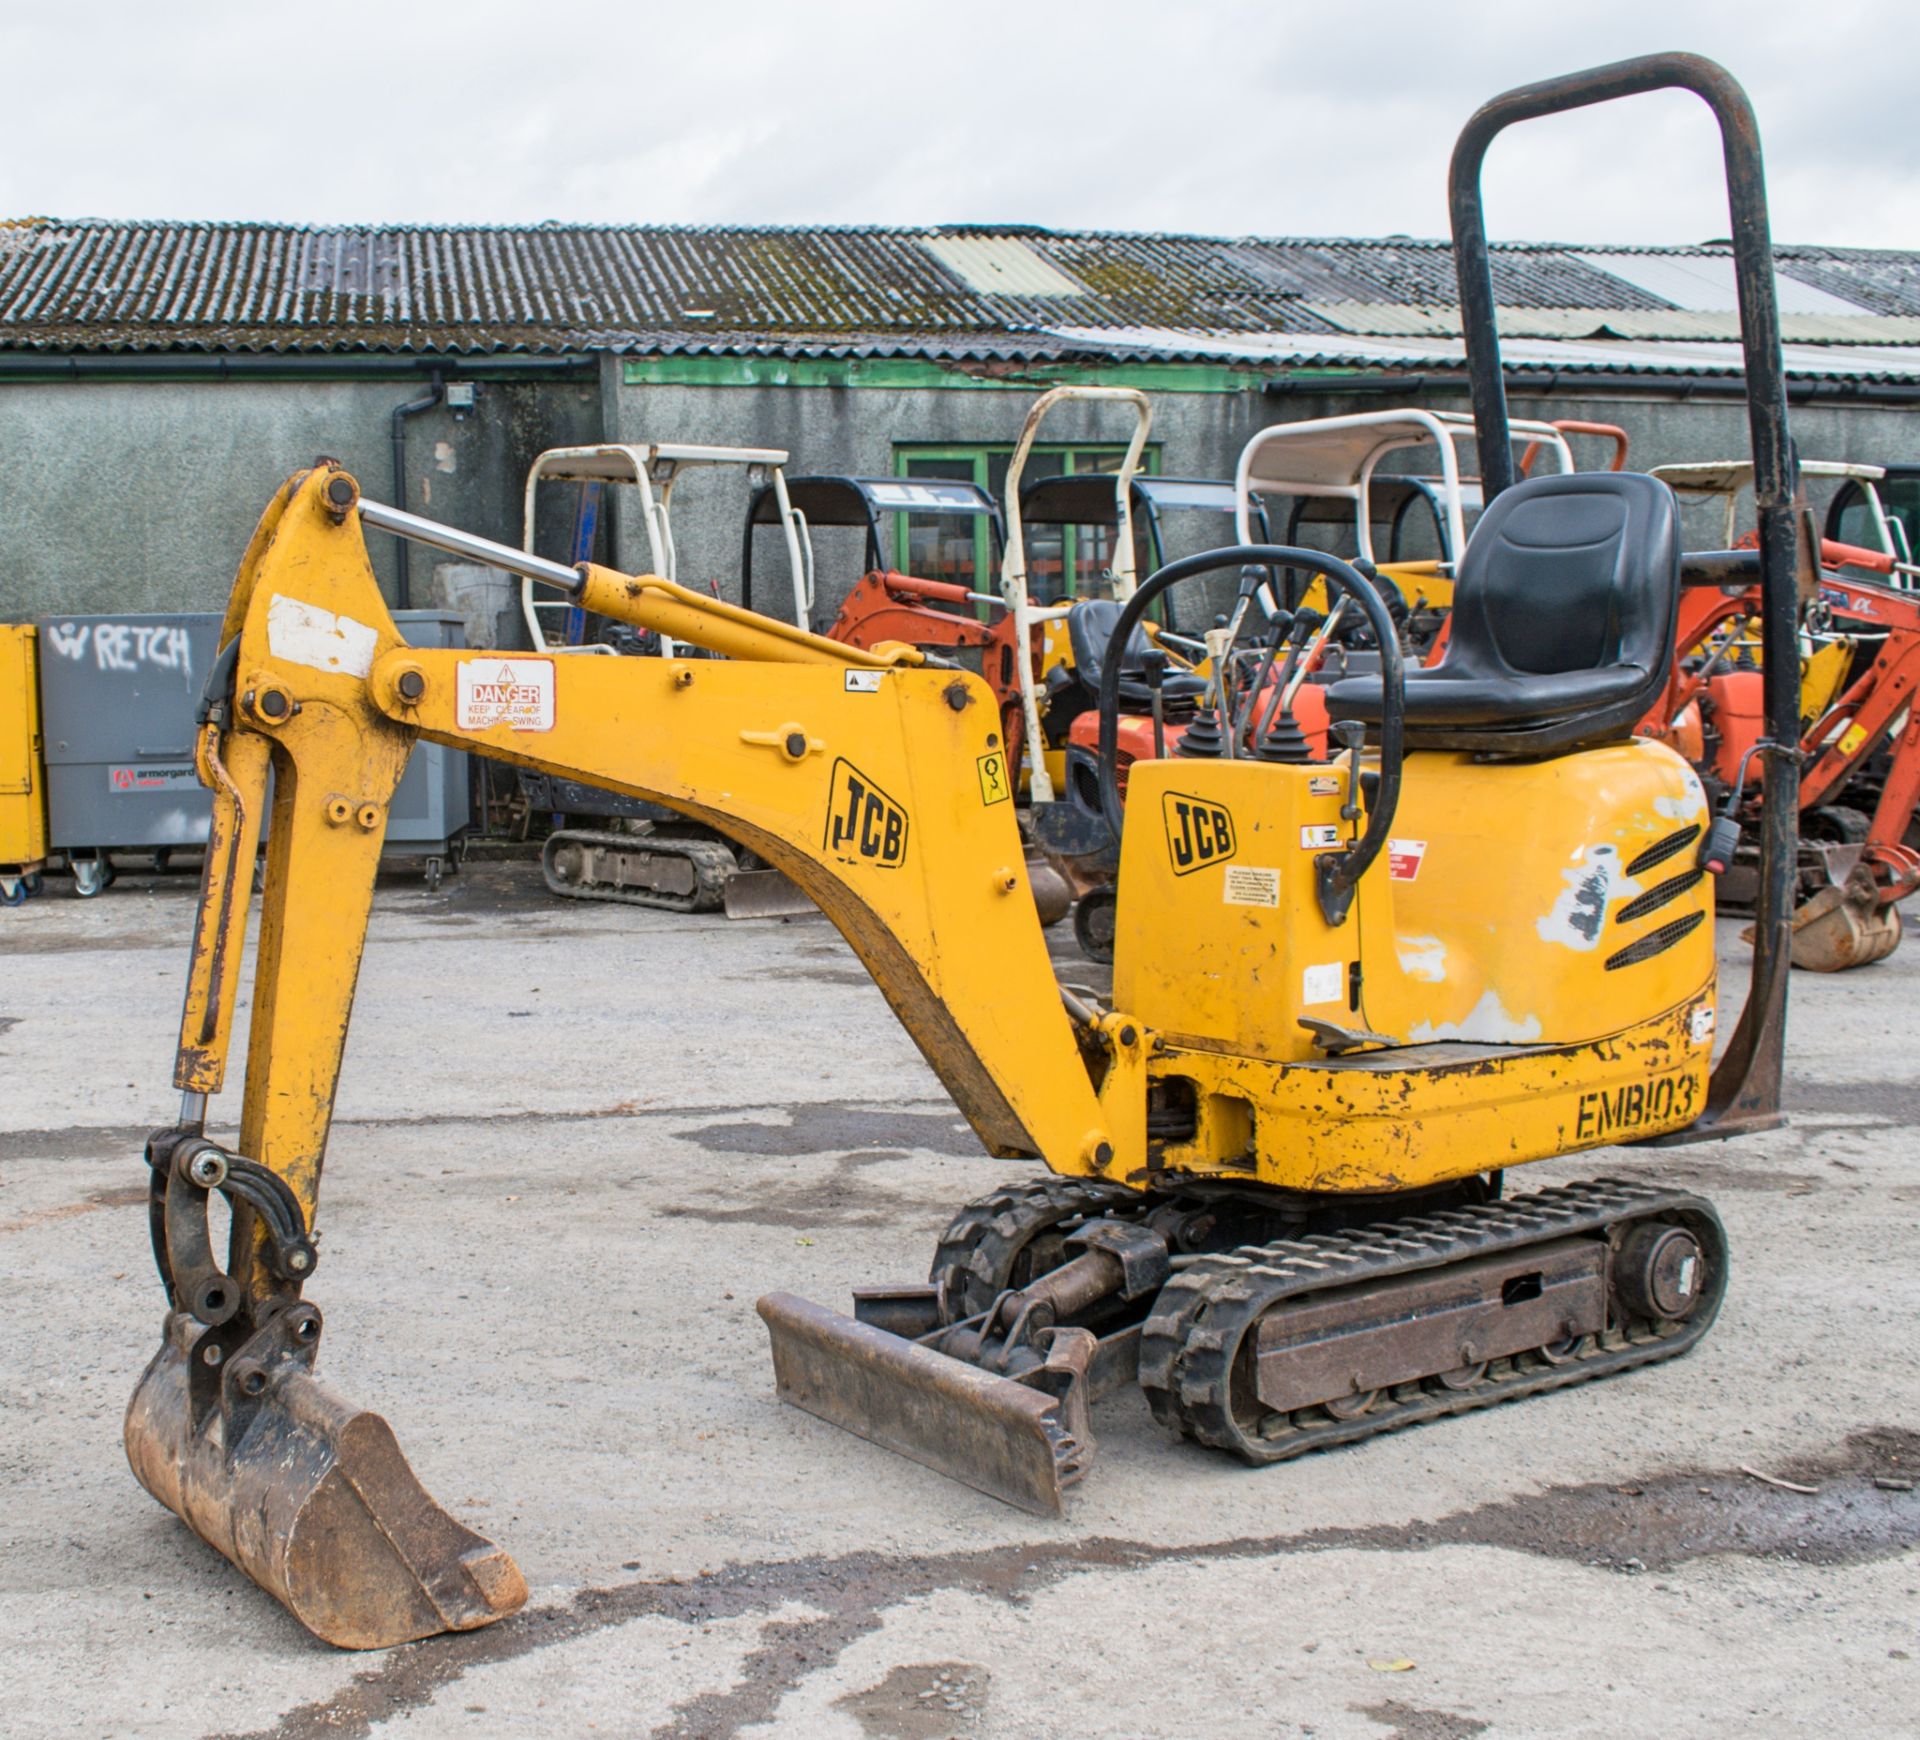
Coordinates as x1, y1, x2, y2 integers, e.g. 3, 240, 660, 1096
922, 235, 1086, 299
1575, 251, 1870, 316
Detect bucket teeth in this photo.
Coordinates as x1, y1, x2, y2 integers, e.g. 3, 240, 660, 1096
757, 1291, 1087, 1515
125, 1310, 527, 1650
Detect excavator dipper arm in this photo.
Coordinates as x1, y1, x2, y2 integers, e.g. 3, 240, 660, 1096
129, 465, 1116, 1648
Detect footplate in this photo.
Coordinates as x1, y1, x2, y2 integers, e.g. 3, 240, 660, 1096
1139, 1178, 1725, 1465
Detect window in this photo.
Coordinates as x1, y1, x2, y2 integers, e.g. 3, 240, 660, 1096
893, 442, 1160, 601
1831, 476, 1920, 569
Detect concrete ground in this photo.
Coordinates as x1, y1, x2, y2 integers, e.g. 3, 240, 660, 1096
1, 858, 1916, 1739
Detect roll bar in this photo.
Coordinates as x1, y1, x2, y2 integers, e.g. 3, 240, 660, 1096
1001, 385, 1154, 804
1451, 53, 1803, 1136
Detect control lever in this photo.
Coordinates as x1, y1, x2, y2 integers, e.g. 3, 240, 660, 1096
1331, 719, 1367, 823
1234, 607, 1293, 753
1141, 650, 1168, 761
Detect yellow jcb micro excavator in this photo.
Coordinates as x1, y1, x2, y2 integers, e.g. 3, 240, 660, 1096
126, 54, 1811, 1652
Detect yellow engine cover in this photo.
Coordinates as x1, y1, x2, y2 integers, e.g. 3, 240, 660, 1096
1112, 739, 1717, 1193
0, 625, 48, 872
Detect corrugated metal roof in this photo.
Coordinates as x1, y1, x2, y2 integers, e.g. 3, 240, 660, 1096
921, 234, 1087, 298
1042, 323, 1920, 385
1573, 251, 1870, 315
2, 219, 1918, 370
1301, 302, 1920, 345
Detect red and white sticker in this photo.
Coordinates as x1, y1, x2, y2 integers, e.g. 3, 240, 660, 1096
1387, 838, 1427, 881
457, 658, 555, 732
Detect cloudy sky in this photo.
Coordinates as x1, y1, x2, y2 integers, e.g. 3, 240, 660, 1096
1, 0, 1911, 248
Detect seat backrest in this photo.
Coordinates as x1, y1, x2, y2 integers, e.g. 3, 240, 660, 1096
1446, 471, 1679, 686
1067, 598, 1151, 692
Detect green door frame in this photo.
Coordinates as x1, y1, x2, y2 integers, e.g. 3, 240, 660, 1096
892, 441, 1161, 601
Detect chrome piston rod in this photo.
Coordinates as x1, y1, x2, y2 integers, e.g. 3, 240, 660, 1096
356, 497, 584, 596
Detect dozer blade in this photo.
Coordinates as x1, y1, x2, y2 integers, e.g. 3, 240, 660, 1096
723, 868, 819, 920
125, 1311, 527, 1650
757, 1291, 1085, 1515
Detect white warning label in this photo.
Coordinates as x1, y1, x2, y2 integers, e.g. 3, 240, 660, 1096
1302, 961, 1345, 1005
1222, 865, 1280, 907
456, 658, 555, 732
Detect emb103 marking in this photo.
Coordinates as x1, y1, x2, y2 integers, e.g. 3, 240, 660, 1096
1574, 1070, 1699, 1140
1163, 791, 1236, 876
825, 758, 909, 868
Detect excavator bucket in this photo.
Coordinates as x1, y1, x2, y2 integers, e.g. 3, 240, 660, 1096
757, 1292, 1086, 1515
1778, 847, 1904, 971
1788, 879, 1902, 970
125, 1312, 527, 1651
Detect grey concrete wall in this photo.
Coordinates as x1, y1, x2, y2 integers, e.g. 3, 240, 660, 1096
0, 375, 602, 620
4, 364, 1914, 633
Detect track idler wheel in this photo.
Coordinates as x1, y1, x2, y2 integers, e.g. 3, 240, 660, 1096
1612, 1221, 1706, 1322
125, 1307, 528, 1650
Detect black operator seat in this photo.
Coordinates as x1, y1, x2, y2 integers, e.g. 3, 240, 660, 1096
1066, 598, 1209, 709
1324, 470, 1681, 757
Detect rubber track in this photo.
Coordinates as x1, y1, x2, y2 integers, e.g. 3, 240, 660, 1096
541, 830, 736, 913
1138, 1177, 1725, 1465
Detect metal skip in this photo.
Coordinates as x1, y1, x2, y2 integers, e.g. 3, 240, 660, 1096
757, 1292, 1084, 1516
125, 1309, 528, 1651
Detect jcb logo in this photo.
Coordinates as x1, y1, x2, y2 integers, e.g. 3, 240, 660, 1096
1163, 792, 1236, 876
825, 758, 909, 869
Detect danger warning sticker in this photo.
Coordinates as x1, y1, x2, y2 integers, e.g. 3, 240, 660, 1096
1387, 838, 1427, 881
456, 658, 555, 732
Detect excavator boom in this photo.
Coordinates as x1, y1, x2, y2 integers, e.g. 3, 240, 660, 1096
130, 466, 1121, 1644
